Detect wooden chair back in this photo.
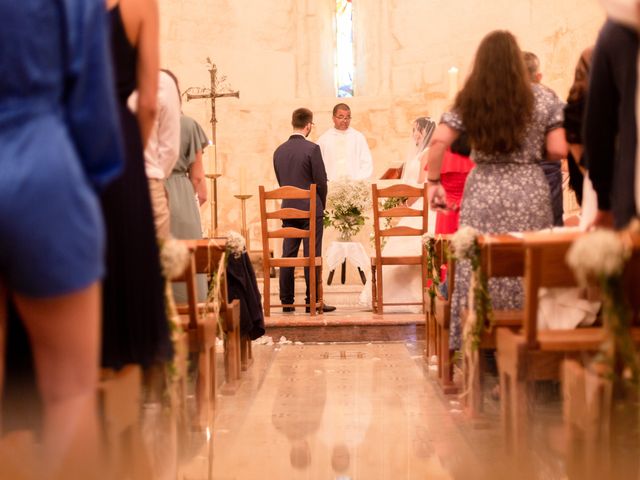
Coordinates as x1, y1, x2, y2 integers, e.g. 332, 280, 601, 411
170, 243, 218, 422
179, 238, 242, 387
172, 247, 199, 340
370, 183, 429, 313
258, 185, 322, 316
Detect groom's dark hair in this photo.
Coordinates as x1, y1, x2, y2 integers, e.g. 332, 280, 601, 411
292, 108, 313, 129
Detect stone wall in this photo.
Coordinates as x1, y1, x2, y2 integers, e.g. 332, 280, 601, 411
159, 0, 605, 246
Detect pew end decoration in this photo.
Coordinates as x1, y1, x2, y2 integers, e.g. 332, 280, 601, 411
159, 238, 191, 389
566, 230, 639, 389
205, 230, 246, 339
451, 226, 494, 398
422, 232, 442, 304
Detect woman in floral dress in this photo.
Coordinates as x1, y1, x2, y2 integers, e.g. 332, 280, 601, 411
426, 30, 567, 349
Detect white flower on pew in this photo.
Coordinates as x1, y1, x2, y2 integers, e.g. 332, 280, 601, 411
567, 229, 639, 388
160, 238, 190, 280
421, 231, 434, 247
566, 230, 630, 286
226, 230, 246, 259
450, 225, 479, 259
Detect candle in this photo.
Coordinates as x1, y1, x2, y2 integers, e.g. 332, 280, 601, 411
239, 165, 246, 195
206, 141, 216, 174
447, 66, 459, 101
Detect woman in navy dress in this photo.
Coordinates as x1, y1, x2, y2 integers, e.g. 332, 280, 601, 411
0, 0, 123, 475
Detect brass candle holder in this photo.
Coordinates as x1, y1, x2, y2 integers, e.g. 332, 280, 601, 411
234, 194, 252, 251
205, 173, 222, 237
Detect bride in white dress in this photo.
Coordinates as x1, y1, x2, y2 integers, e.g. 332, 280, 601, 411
360, 117, 436, 312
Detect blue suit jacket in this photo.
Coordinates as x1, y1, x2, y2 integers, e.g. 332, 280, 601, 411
273, 134, 328, 217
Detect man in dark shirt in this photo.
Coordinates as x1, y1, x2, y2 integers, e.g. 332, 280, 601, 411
273, 108, 335, 313
584, 19, 639, 229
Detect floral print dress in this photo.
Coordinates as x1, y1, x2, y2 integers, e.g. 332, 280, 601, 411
443, 83, 564, 349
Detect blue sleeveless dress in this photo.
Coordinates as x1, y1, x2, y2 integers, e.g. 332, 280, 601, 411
0, 0, 123, 297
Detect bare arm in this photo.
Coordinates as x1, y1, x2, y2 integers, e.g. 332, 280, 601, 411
133, 0, 159, 146
190, 151, 207, 205
545, 128, 568, 161
425, 124, 459, 210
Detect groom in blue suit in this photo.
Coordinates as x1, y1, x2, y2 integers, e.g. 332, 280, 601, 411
273, 108, 336, 313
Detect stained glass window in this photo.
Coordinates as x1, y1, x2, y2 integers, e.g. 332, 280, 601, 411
335, 0, 354, 97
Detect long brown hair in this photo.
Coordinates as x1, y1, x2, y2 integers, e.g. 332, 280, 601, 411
567, 47, 593, 104
454, 30, 533, 154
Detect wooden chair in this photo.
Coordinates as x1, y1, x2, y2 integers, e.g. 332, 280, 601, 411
496, 231, 640, 453
99, 365, 153, 479
259, 185, 323, 316
181, 239, 242, 388
370, 183, 429, 314
461, 234, 525, 416
171, 247, 217, 428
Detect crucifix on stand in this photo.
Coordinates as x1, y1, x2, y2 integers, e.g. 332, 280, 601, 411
185, 58, 239, 237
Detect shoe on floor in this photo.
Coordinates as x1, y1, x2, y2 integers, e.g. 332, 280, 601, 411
282, 305, 295, 313
305, 304, 336, 313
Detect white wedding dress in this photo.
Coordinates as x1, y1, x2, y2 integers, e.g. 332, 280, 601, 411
359, 149, 434, 312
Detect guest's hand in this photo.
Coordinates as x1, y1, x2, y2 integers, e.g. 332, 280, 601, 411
427, 183, 448, 212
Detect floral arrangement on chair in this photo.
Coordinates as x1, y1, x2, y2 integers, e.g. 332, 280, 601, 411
422, 232, 442, 305
450, 226, 495, 398
205, 230, 247, 340
566, 230, 639, 388
159, 238, 191, 392
226, 230, 247, 259
324, 179, 370, 241
451, 226, 494, 354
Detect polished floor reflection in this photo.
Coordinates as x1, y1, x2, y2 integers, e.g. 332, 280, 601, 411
180, 342, 489, 480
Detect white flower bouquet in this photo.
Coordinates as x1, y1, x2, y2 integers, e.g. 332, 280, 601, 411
226, 230, 246, 259
566, 230, 639, 387
566, 230, 630, 286
324, 179, 371, 241
160, 238, 190, 280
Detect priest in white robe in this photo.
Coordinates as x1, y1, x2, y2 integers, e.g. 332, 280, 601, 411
317, 103, 373, 181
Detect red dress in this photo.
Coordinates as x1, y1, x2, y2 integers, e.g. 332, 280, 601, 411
435, 150, 474, 234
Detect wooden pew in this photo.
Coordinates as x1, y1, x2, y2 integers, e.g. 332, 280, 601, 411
181, 239, 243, 388
171, 247, 217, 427
496, 231, 640, 454
431, 242, 457, 394
462, 234, 525, 417
424, 236, 448, 362
562, 232, 640, 479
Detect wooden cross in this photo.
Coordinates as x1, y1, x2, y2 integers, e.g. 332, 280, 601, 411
185, 59, 239, 234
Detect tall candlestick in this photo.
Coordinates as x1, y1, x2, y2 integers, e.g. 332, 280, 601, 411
239, 166, 247, 195
206, 141, 217, 174
447, 66, 459, 102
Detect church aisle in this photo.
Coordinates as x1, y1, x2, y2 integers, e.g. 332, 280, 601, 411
179, 341, 525, 480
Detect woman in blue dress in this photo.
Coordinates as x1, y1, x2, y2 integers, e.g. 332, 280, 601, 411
427, 31, 567, 351
0, 0, 123, 475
